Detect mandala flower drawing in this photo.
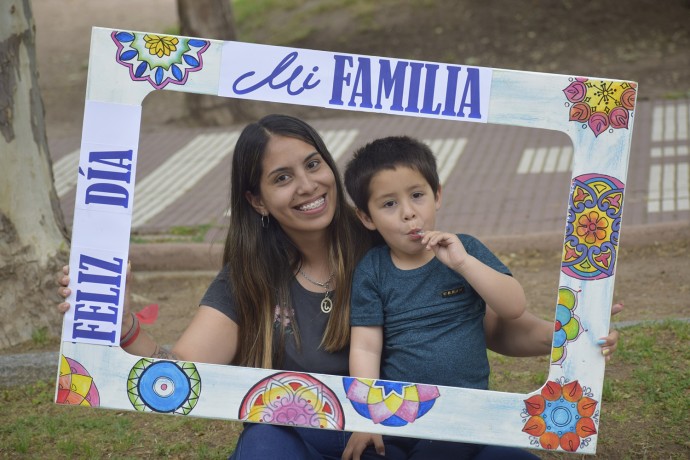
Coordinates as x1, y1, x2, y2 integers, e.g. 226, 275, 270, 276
127, 359, 201, 415
56, 355, 100, 407
343, 377, 440, 427
563, 173, 624, 280
112, 31, 210, 89
239, 372, 345, 430
551, 287, 585, 365
563, 78, 637, 137
522, 380, 598, 452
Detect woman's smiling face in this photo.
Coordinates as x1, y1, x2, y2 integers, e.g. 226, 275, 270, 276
247, 134, 337, 240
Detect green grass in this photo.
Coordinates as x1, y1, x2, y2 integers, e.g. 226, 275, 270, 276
0, 379, 242, 459
31, 327, 50, 347
1, 321, 687, 458
232, 0, 306, 43
489, 320, 690, 459
130, 224, 212, 244
231, 0, 390, 46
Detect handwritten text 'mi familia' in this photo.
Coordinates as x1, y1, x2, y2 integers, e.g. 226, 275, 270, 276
222, 46, 491, 122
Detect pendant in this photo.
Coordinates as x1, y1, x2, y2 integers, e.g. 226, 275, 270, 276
320, 296, 333, 314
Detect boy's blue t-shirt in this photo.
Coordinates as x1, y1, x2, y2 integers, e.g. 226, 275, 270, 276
350, 234, 511, 389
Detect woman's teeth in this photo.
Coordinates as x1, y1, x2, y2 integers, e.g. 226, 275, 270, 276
299, 197, 325, 211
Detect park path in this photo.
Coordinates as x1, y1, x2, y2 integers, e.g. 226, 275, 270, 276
47, 98, 690, 240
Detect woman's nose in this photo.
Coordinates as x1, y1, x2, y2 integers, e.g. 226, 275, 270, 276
296, 173, 317, 194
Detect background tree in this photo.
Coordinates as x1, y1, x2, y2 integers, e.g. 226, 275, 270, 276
177, 0, 249, 124
0, 0, 68, 349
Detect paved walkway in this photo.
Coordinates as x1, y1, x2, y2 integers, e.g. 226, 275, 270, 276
48, 98, 690, 239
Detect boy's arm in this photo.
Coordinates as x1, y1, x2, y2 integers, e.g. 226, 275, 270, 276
343, 326, 385, 460
349, 326, 383, 378
422, 231, 526, 319
457, 256, 526, 320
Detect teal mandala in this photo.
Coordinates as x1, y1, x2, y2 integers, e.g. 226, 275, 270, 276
112, 31, 210, 89
127, 358, 201, 414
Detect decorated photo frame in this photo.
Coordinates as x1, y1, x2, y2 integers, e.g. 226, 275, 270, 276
57, 27, 636, 454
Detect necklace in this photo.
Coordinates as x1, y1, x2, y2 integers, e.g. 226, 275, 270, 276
299, 269, 335, 314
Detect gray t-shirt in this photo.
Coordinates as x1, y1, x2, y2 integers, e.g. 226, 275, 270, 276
201, 266, 349, 375
350, 234, 511, 389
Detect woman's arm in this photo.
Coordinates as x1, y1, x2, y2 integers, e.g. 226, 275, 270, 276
171, 306, 238, 363
484, 303, 623, 358
58, 265, 239, 365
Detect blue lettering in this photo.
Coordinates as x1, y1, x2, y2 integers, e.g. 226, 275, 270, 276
375, 60, 407, 110
420, 64, 441, 115
73, 302, 118, 324
457, 68, 482, 118
76, 289, 120, 305
71, 323, 117, 342
348, 58, 373, 108
328, 56, 485, 121
329, 55, 353, 106
88, 150, 132, 179
233, 51, 320, 96
442, 66, 462, 116
78, 255, 124, 276
404, 62, 424, 113
85, 183, 129, 207
70, 254, 125, 344
84, 150, 132, 208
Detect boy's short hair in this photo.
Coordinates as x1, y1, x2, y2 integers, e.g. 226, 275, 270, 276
344, 136, 440, 215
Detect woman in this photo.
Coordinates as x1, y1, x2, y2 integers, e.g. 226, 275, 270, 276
58, 114, 620, 459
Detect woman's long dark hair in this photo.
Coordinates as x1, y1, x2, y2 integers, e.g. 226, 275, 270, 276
223, 114, 373, 369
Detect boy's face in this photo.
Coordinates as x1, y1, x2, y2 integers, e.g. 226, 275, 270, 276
358, 166, 441, 261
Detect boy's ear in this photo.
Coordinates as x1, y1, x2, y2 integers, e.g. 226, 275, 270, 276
355, 208, 377, 231
245, 190, 267, 216
435, 185, 443, 210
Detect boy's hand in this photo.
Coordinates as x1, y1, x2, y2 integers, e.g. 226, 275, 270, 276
342, 432, 385, 460
420, 231, 469, 272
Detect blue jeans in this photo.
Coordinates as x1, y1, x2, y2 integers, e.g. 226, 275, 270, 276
229, 424, 539, 459
229, 423, 399, 460
384, 436, 540, 459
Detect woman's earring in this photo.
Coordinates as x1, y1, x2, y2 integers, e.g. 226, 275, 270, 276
261, 213, 270, 229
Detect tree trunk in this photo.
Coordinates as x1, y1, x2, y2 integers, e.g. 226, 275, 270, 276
0, 0, 69, 349
177, 0, 250, 125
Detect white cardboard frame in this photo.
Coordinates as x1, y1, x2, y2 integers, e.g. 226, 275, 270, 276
56, 27, 637, 454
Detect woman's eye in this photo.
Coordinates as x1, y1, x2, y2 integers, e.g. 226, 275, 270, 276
306, 159, 320, 169
412, 192, 424, 199
275, 174, 290, 183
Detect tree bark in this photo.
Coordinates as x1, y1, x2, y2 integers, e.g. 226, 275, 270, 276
0, 0, 69, 349
177, 0, 250, 125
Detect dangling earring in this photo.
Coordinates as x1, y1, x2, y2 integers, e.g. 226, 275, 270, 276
261, 213, 270, 229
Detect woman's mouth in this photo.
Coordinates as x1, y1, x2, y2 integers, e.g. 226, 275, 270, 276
297, 196, 326, 211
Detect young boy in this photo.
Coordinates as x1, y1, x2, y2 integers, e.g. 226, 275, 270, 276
342, 136, 534, 460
